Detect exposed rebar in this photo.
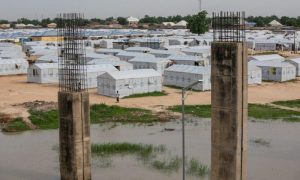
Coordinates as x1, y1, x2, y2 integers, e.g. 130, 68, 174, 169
57, 13, 87, 92
212, 11, 246, 43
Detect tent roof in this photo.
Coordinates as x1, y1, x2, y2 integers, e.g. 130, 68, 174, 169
165, 65, 210, 74
102, 69, 161, 80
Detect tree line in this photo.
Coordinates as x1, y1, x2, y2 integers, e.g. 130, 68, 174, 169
1, 14, 300, 28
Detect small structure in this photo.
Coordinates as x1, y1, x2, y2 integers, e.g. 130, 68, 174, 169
250, 61, 296, 82
129, 57, 171, 74
269, 20, 283, 27
287, 58, 300, 76
173, 20, 188, 28
97, 69, 162, 98
127, 16, 139, 26
168, 54, 210, 66
181, 47, 211, 58
0, 58, 28, 75
95, 48, 124, 56
248, 64, 262, 84
163, 65, 211, 91
97, 39, 117, 49
47, 23, 57, 28
27, 63, 58, 84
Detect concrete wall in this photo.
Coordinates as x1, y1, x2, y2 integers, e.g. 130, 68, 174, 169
58, 92, 91, 180
211, 42, 248, 180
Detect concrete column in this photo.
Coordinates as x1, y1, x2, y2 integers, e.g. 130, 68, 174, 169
58, 91, 91, 180
211, 42, 248, 180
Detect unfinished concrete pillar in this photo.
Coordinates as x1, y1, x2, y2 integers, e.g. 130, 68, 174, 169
211, 12, 248, 180
57, 13, 91, 180
59, 92, 91, 180
211, 42, 248, 180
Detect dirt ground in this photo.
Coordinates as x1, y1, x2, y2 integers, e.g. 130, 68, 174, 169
1, 75, 300, 112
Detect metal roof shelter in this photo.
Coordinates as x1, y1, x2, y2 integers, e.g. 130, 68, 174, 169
97, 69, 162, 98
249, 54, 285, 62
286, 58, 300, 76
168, 54, 210, 66
0, 58, 28, 75
163, 65, 211, 91
129, 57, 171, 74
27, 63, 59, 84
116, 51, 155, 61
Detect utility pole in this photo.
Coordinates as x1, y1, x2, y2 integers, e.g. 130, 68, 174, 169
199, 0, 202, 11
181, 80, 203, 180
294, 30, 297, 54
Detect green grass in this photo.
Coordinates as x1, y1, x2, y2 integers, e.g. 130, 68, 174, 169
25, 104, 159, 130
29, 109, 59, 129
250, 138, 271, 147
186, 158, 210, 177
168, 105, 211, 118
151, 157, 181, 172
90, 103, 157, 123
91, 143, 165, 159
273, 99, 300, 108
168, 104, 300, 122
123, 91, 168, 99
4, 118, 30, 132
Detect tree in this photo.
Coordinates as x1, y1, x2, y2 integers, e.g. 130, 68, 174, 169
117, 17, 128, 25
187, 11, 209, 35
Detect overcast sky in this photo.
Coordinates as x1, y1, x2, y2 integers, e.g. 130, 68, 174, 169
0, 0, 299, 20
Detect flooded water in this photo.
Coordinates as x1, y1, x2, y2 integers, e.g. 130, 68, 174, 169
1, 118, 300, 180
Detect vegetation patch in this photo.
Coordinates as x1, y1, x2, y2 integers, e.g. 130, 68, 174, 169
151, 157, 181, 172
250, 138, 271, 147
273, 99, 300, 108
168, 105, 211, 118
186, 158, 210, 177
90, 104, 158, 123
123, 91, 168, 99
3, 118, 30, 132
91, 143, 165, 160
29, 109, 59, 130
168, 104, 300, 122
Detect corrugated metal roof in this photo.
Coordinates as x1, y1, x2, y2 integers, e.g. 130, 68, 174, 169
102, 69, 161, 80
165, 65, 211, 74
129, 57, 170, 63
249, 54, 285, 62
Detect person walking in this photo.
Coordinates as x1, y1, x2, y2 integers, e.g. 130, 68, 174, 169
116, 91, 120, 103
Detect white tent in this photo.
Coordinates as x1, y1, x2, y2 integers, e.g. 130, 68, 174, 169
129, 57, 171, 74
97, 69, 162, 98
163, 65, 211, 91
27, 63, 58, 84
250, 61, 296, 82
168, 54, 210, 66
286, 58, 300, 76
249, 54, 285, 62
86, 64, 119, 88
269, 20, 283, 27
0, 58, 28, 75
88, 58, 133, 71
248, 64, 262, 84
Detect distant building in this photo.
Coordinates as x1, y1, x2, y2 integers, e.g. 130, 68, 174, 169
173, 20, 188, 28
15, 24, 26, 29
127, 17, 139, 26
0, 24, 11, 29
31, 30, 62, 42
269, 20, 283, 27
162, 22, 175, 26
47, 23, 57, 28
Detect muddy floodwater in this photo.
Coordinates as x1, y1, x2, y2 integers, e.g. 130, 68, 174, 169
1, 118, 300, 180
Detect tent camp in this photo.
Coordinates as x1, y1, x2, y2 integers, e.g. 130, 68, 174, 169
27, 63, 58, 84
97, 69, 162, 98
248, 64, 262, 84
163, 65, 211, 91
0, 58, 28, 75
129, 57, 171, 74
287, 58, 300, 76
250, 61, 296, 82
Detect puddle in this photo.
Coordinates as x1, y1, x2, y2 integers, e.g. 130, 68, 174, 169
0, 119, 300, 180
